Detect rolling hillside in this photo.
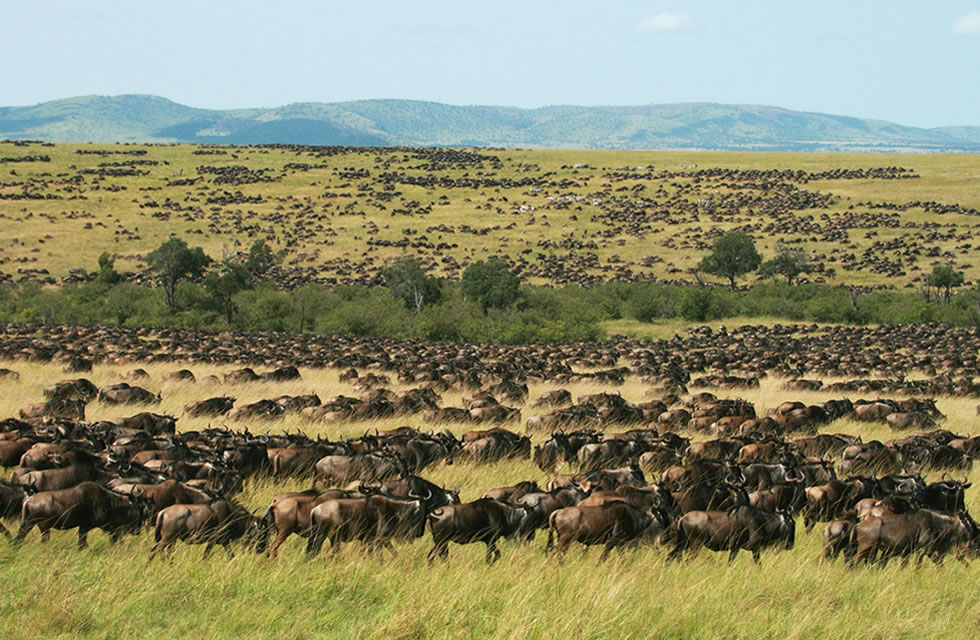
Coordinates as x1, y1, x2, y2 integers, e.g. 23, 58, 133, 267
1, 95, 978, 152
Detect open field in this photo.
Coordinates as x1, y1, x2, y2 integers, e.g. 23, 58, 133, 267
0, 319, 979, 639
1, 142, 979, 291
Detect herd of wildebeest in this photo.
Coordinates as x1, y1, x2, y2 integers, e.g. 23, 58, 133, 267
2, 141, 978, 290
0, 320, 978, 568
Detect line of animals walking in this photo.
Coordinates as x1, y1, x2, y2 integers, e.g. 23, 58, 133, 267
2, 372, 977, 569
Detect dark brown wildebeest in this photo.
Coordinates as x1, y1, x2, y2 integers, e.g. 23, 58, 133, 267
43, 378, 98, 402
11, 481, 142, 548
660, 460, 742, 491
742, 463, 803, 491
184, 397, 235, 417
530, 389, 573, 408
847, 510, 978, 568
426, 498, 532, 564
0, 437, 37, 467
379, 475, 459, 508
12, 448, 103, 492
261, 488, 366, 558
822, 515, 857, 562
0, 480, 27, 537
306, 495, 426, 558
224, 368, 261, 384
668, 505, 795, 564
163, 369, 196, 383
98, 383, 161, 406
314, 451, 406, 486
111, 412, 176, 436
480, 480, 540, 504
114, 479, 212, 522
148, 500, 266, 560
262, 366, 301, 382
513, 486, 589, 540
803, 477, 878, 532
748, 481, 808, 514
546, 502, 659, 562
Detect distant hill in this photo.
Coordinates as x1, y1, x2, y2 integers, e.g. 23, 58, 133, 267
1, 94, 978, 152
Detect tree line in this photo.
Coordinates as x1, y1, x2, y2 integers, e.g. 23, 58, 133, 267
0, 233, 976, 343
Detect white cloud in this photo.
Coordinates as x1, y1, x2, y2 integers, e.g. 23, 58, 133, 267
952, 10, 980, 34
636, 13, 690, 33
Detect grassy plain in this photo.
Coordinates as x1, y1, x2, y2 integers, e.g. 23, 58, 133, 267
1, 142, 979, 289
1, 359, 979, 639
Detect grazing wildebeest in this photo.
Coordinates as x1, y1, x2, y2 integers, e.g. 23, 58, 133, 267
426, 498, 532, 564
11, 481, 142, 549
546, 502, 660, 562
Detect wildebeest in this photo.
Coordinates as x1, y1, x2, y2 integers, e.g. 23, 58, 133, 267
261, 488, 368, 558
184, 397, 236, 417
426, 498, 532, 563
668, 505, 796, 564
149, 499, 266, 560
546, 502, 660, 562
11, 481, 142, 548
847, 509, 978, 568
98, 383, 161, 406
314, 451, 406, 486
0, 480, 27, 537
306, 494, 426, 558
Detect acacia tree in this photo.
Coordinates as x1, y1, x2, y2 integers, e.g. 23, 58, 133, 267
382, 256, 442, 313
927, 263, 965, 303
760, 245, 811, 285
145, 235, 210, 311
461, 256, 520, 313
244, 239, 284, 280
699, 231, 762, 291
204, 261, 251, 323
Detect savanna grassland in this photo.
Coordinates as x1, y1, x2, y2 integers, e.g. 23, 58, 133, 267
1, 141, 978, 290
1, 356, 979, 640
1, 140, 979, 639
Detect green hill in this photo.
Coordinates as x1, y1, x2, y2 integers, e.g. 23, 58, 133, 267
1, 94, 978, 152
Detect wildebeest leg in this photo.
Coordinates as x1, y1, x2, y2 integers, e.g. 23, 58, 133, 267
77, 527, 89, 550
10, 518, 35, 545
223, 542, 235, 559
0, 522, 10, 538
727, 547, 739, 565
599, 541, 616, 562
381, 540, 398, 559
426, 542, 443, 564
268, 530, 290, 559
305, 528, 326, 559
751, 550, 761, 565
485, 541, 500, 565
203, 540, 216, 558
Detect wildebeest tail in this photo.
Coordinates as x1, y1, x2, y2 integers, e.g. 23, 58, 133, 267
153, 513, 163, 543
545, 511, 557, 552
261, 505, 276, 530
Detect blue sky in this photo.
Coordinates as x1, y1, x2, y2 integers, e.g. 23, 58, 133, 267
4, 1, 979, 128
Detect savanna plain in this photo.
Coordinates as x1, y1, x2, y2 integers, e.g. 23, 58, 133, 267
0, 142, 978, 639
